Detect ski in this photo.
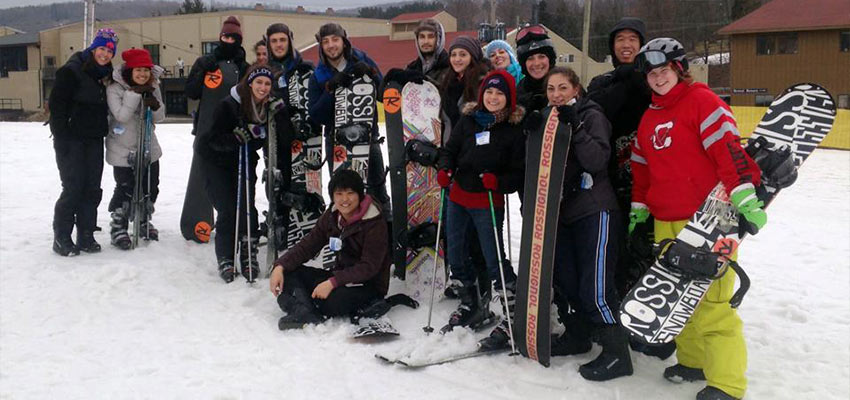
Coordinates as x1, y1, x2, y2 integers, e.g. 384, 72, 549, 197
376, 347, 507, 368
130, 104, 154, 248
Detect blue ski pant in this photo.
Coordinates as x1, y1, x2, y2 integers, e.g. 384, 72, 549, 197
445, 199, 516, 289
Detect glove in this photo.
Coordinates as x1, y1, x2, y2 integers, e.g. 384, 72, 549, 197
523, 110, 543, 133
614, 64, 645, 87
437, 169, 452, 188
233, 126, 250, 144
269, 97, 286, 113
481, 172, 498, 192
350, 61, 376, 79
196, 56, 218, 72
530, 93, 548, 111
628, 202, 650, 234
326, 72, 353, 92
731, 184, 767, 235
556, 105, 580, 128
385, 68, 424, 86
130, 84, 155, 94
142, 94, 160, 111
294, 63, 313, 75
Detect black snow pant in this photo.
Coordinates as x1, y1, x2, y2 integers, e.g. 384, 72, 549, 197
205, 158, 259, 262
278, 266, 381, 318
552, 210, 622, 326
108, 161, 161, 212
52, 137, 104, 237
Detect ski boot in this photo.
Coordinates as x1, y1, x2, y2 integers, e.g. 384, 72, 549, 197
239, 236, 260, 282
277, 287, 324, 330
76, 229, 101, 253
664, 364, 706, 383
550, 313, 592, 356
578, 325, 634, 381
441, 281, 495, 334
479, 279, 517, 351
696, 386, 739, 400
53, 234, 79, 257
110, 208, 132, 250
218, 258, 237, 284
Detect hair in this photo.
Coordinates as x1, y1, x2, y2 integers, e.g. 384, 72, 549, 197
253, 39, 266, 52
236, 63, 271, 121
121, 66, 152, 87
543, 66, 582, 95
440, 56, 490, 104
328, 169, 365, 201
672, 60, 694, 84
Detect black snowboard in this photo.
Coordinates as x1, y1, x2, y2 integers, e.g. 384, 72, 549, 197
383, 81, 407, 276
514, 107, 572, 367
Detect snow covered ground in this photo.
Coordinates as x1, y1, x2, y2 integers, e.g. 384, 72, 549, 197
1, 121, 848, 399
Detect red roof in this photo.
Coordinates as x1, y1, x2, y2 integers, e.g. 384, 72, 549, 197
300, 31, 480, 74
390, 11, 442, 22
718, 0, 850, 34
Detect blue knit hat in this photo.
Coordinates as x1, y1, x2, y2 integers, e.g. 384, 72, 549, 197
86, 28, 118, 55
485, 40, 524, 83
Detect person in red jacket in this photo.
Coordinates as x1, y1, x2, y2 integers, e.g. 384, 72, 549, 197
629, 38, 765, 400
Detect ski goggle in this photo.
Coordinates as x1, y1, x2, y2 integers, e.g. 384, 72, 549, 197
637, 48, 685, 73
516, 24, 547, 43
516, 38, 554, 57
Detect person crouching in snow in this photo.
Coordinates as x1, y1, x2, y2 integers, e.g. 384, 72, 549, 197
437, 69, 525, 348
269, 169, 391, 330
105, 48, 166, 250
630, 38, 765, 400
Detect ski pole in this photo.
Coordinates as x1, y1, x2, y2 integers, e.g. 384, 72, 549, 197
233, 144, 244, 272
505, 194, 512, 261
423, 187, 446, 334
144, 107, 153, 240
244, 144, 255, 283
488, 190, 518, 356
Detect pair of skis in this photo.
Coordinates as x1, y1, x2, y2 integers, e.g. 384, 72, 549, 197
130, 102, 154, 249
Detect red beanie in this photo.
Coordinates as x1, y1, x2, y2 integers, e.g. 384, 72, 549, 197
221, 16, 242, 37
122, 48, 154, 69
478, 69, 517, 112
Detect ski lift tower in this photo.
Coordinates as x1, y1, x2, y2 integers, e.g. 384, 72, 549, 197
83, 0, 96, 48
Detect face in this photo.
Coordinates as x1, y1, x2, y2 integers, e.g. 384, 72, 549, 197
255, 45, 268, 64
321, 35, 344, 62
268, 32, 290, 59
525, 53, 550, 80
131, 67, 151, 86
546, 73, 579, 106
92, 47, 113, 66
450, 48, 471, 74
483, 87, 507, 113
333, 188, 361, 219
489, 48, 510, 69
417, 31, 437, 54
613, 30, 641, 64
220, 34, 237, 44
250, 76, 272, 102
646, 63, 679, 96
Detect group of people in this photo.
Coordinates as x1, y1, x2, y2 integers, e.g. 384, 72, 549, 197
48, 15, 768, 400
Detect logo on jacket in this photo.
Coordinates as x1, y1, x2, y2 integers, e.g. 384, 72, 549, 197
651, 121, 674, 150
204, 69, 222, 89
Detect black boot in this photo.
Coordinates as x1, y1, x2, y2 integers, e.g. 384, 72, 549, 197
218, 258, 236, 284
630, 337, 677, 360
239, 236, 260, 282
53, 234, 79, 257
142, 201, 158, 241
479, 280, 516, 351
443, 281, 494, 332
76, 230, 101, 253
277, 287, 324, 330
578, 325, 633, 381
664, 363, 706, 383
551, 313, 592, 356
110, 208, 132, 250
696, 386, 739, 400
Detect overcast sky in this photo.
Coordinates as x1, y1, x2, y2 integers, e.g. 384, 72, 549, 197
0, 0, 392, 11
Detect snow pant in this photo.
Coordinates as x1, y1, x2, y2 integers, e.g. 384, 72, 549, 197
446, 199, 516, 289
655, 219, 747, 399
108, 162, 160, 212
205, 158, 259, 262
52, 137, 104, 237
278, 266, 382, 318
552, 210, 621, 326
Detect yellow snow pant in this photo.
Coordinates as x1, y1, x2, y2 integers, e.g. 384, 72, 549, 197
655, 219, 747, 399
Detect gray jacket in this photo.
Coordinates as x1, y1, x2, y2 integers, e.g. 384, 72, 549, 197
106, 66, 165, 167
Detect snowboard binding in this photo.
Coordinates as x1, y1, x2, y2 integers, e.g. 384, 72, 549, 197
336, 123, 371, 147
406, 222, 438, 251
746, 135, 798, 189
405, 139, 439, 167
280, 190, 325, 213
656, 239, 751, 308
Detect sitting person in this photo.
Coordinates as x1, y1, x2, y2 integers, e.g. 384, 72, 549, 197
269, 169, 391, 330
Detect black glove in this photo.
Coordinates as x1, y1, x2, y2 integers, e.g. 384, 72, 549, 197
350, 61, 376, 79
130, 84, 155, 95
523, 110, 543, 133
196, 56, 218, 72
530, 93, 548, 111
294, 63, 313, 75
326, 71, 353, 92
142, 94, 160, 111
614, 63, 645, 87
385, 68, 424, 86
556, 105, 580, 128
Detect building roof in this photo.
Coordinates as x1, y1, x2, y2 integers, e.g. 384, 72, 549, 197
300, 30, 481, 74
718, 0, 850, 35
390, 11, 443, 23
0, 32, 39, 47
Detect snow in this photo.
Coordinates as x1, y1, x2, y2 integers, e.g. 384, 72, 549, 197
1, 121, 848, 399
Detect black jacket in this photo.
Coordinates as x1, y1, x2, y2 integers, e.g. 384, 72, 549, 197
48, 52, 112, 140
406, 50, 450, 83
185, 46, 248, 100
559, 97, 620, 224
516, 76, 548, 114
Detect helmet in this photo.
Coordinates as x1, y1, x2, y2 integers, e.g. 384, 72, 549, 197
515, 24, 556, 75
636, 37, 688, 74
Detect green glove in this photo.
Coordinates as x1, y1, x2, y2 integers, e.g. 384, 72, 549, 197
233, 126, 250, 144
628, 203, 650, 234
731, 184, 767, 235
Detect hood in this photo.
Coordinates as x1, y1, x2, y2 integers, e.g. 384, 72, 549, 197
461, 102, 526, 125
111, 65, 165, 89
230, 85, 242, 104
608, 17, 646, 67
415, 21, 446, 73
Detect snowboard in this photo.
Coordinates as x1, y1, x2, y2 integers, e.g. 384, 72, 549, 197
265, 98, 280, 271
514, 107, 572, 368
332, 74, 377, 183
619, 83, 836, 345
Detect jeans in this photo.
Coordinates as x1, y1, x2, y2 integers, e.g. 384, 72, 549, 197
445, 199, 515, 289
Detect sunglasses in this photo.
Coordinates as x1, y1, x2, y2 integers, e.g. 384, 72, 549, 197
516, 24, 547, 43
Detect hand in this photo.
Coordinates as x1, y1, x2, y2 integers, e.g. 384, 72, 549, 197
628, 202, 650, 234
326, 72, 353, 92
556, 105, 580, 128
523, 110, 543, 133
311, 279, 334, 299
437, 169, 452, 188
269, 265, 285, 296
294, 63, 313, 75
130, 84, 154, 94
269, 97, 286, 113
481, 172, 498, 192
530, 94, 548, 111
614, 64, 636, 81
233, 126, 250, 144
143, 95, 160, 111
350, 61, 375, 79
197, 56, 218, 72
731, 184, 767, 235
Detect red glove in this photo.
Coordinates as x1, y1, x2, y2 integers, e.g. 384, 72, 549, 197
437, 169, 452, 188
481, 173, 498, 191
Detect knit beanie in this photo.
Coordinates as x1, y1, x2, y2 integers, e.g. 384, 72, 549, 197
121, 48, 153, 69
485, 40, 517, 62
246, 66, 274, 84
478, 69, 516, 112
448, 36, 483, 63
87, 28, 118, 55
221, 16, 242, 38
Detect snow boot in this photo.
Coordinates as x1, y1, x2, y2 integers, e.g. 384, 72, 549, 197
53, 234, 79, 257
664, 363, 706, 383
479, 279, 516, 351
239, 236, 260, 282
110, 208, 132, 250
277, 287, 324, 330
142, 202, 158, 241
696, 386, 739, 400
578, 325, 634, 381
76, 230, 101, 253
630, 337, 677, 360
551, 313, 592, 356
218, 258, 236, 284
442, 281, 494, 333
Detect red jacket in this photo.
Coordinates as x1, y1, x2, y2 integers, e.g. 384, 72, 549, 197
630, 82, 761, 221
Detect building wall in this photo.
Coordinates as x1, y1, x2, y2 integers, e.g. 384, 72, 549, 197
0, 44, 42, 110
505, 31, 611, 86
390, 12, 458, 41
728, 29, 850, 106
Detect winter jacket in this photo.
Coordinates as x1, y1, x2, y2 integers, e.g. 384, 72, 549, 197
558, 98, 620, 224
194, 86, 273, 169
440, 66, 490, 140
184, 46, 248, 101
407, 50, 450, 83
48, 52, 113, 140
631, 82, 761, 221
267, 49, 314, 103
440, 102, 526, 209
275, 195, 391, 295
105, 66, 166, 167
307, 47, 383, 132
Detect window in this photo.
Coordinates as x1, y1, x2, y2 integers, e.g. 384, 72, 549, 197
838, 95, 849, 110
757, 34, 797, 55
841, 31, 850, 52
756, 36, 774, 55
202, 41, 218, 55
44, 56, 55, 67
755, 94, 774, 106
143, 44, 160, 65
776, 33, 797, 54
0, 45, 28, 77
